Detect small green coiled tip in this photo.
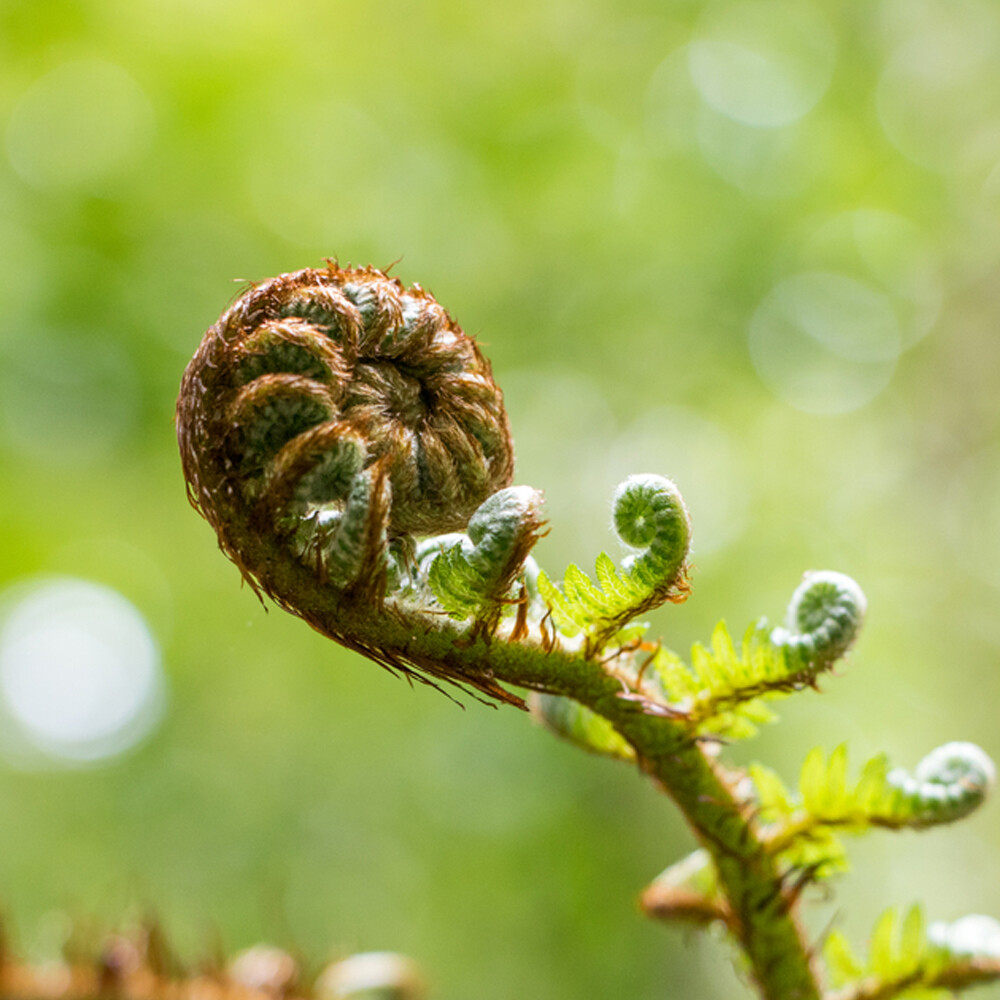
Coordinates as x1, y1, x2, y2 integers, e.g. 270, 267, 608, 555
915, 741, 996, 798
889, 742, 995, 826
612, 474, 691, 590
786, 570, 867, 635
928, 914, 1000, 959
771, 570, 866, 666
466, 485, 544, 553
424, 485, 545, 620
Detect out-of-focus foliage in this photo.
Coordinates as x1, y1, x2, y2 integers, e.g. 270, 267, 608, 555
0, 1, 998, 998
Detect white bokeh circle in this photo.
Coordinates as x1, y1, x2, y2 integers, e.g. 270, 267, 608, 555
748, 272, 901, 415
0, 578, 165, 765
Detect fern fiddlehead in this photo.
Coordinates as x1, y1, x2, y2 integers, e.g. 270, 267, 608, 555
536, 473, 691, 652
177, 263, 514, 583
421, 484, 546, 631
888, 741, 995, 826
177, 264, 527, 700
178, 263, 998, 1000
769, 570, 867, 677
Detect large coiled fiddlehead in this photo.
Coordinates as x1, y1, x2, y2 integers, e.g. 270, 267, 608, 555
177, 264, 525, 700
178, 264, 513, 588
177, 264, 999, 1000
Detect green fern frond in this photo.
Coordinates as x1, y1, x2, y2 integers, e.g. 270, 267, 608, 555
539, 566, 867, 743
638, 620, 813, 739
824, 909, 1000, 1000
752, 744, 995, 881
423, 486, 545, 627
748, 763, 797, 822
795, 743, 993, 830
681, 621, 797, 736
769, 570, 866, 679
823, 929, 865, 988
537, 556, 650, 640
537, 475, 690, 652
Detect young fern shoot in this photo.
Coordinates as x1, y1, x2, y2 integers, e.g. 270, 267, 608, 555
178, 263, 1000, 1000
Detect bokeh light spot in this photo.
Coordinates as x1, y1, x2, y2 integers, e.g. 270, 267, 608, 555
688, 2, 836, 128
748, 272, 900, 414
5, 60, 154, 191
875, 0, 1000, 174
694, 105, 819, 197
644, 47, 699, 156
0, 578, 165, 766
801, 210, 943, 349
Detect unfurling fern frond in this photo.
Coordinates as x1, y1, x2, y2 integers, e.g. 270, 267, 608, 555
750, 743, 995, 878
824, 908, 1000, 1000
536, 474, 691, 652
177, 262, 1000, 1000
795, 741, 994, 830
421, 485, 545, 631
638, 572, 865, 739
768, 570, 866, 679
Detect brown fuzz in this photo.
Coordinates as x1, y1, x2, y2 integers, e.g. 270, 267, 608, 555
178, 263, 513, 555
176, 263, 519, 702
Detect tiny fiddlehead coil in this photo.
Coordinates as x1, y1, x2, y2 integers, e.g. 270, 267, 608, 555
889, 741, 995, 827
613, 473, 691, 593
421, 485, 546, 630
770, 570, 866, 675
177, 264, 514, 596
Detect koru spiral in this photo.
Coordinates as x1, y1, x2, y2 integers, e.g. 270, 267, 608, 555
177, 264, 515, 600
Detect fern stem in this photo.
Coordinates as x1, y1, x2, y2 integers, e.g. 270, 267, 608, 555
251, 529, 822, 1000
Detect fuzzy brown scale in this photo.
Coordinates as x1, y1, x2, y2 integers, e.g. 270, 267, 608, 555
177, 264, 515, 595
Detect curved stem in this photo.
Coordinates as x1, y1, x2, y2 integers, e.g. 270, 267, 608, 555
471, 639, 819, 1000
246, 528, 821, 1000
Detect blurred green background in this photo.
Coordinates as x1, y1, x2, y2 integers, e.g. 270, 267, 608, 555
1, 0, 999, 997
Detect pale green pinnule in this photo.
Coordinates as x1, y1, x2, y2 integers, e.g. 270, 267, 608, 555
529, 693, 635, 761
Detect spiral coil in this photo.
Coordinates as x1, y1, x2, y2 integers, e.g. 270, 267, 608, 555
177, 264, 514, 592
